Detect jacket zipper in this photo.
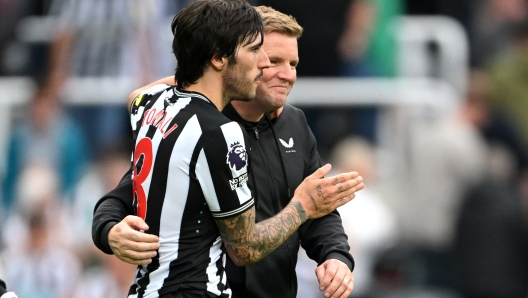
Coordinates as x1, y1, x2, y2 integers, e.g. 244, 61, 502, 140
253, 126, 280, 212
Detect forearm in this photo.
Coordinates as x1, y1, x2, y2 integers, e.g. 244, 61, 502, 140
92, 198, 133, 254
127, 76, 176, 107
217, 201, 307, 266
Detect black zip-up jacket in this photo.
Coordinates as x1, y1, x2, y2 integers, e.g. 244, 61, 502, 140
92, 103, 354, 298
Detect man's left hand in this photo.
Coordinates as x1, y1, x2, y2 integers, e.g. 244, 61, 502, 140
316, 259, 354, 298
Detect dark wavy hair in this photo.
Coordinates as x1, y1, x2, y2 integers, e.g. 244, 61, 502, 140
171, 0, 264, 88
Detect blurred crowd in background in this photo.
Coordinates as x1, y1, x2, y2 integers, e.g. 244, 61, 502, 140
1, 0, 528, 297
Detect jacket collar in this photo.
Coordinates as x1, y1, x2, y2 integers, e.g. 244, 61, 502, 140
222, 103, 271, 130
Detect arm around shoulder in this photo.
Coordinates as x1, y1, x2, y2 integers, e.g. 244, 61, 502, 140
127, 76, 176, 108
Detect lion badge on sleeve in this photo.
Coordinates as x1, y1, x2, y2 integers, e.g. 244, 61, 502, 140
227, 141, 247, 171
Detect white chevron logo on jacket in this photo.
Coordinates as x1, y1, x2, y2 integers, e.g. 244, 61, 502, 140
279, 138, 294, 148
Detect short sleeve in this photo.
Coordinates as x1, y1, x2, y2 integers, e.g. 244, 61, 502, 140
195, 121, 254, 218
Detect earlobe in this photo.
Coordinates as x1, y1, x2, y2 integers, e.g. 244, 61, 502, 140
211, 55, 227, 71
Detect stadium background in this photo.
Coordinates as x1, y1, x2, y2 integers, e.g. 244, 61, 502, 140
0, 0, 527, 297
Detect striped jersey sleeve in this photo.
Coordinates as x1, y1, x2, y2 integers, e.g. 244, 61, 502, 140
196, 121, 254, 218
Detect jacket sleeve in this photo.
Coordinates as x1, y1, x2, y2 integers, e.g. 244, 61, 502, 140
300, 111, 354, 270
299, 210, 354, 271
92, 168, 135, 254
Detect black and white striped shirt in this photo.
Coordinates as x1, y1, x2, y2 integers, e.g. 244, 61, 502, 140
127, 84, 254, 298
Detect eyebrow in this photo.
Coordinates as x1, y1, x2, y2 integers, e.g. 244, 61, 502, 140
249, 42, 262, 51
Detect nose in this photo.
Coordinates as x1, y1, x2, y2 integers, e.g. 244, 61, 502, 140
277, 65, 296, 83
258, 48, 270, 70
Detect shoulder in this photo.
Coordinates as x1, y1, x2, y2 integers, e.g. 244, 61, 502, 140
130, 84, 172, 113
280, 104, 308, 122
203, 119, 247, 143
276, 104, 311, 130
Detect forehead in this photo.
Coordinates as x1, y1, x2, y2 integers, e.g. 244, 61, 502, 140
262, 32, 298, 58
239, 32, 263, 48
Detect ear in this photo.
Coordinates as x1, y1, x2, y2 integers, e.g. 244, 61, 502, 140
210, 54, 227, 71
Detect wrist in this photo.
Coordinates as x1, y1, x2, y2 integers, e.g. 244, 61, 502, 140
101, 221, 118, 254
289, 200, 307, 223
326, 252, 354, 271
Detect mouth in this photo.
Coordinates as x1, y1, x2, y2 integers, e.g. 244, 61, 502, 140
272, 85, 288, 91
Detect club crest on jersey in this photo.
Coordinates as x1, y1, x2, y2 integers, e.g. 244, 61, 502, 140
227, 141, 247, 171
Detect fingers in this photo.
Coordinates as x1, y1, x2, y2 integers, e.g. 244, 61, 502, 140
319, 175, 363, 209
316, 260, 354, 298
112, 236, 159, 265
124, 237, 161, 253
336, 275, 354, 298
123, 215, 150, 232
108, 216, 160, 265
335, 176, 364, 196
333, 175, 363, 192
332, 193, 355, 210
116, 248, 157, 265
330, 171, 359, 186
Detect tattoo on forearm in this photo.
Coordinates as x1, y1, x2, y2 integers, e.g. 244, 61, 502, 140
308, 193, 319, 211
216, 202, 307, 265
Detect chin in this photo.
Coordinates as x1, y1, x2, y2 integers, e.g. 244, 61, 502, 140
240, 91, 255, 102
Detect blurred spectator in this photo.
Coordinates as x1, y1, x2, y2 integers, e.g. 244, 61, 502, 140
338, 0, 405, 77
296, 136, 398, 298
71, 249, 135, 298
464, 69, 528, 181
402, 93, 487, 290
486, 18, 528, 156
447, 69, 528, 298
453, 143, 528, 298
5, 212, 81, 298
470, 0, 528, 68
54, 139, 133, 298
256, 0, 398, 158
68, 141, 131, 260
1, 164, 81, 298
45, 0, 174, 156
0, 0, 53, 76
2, 78, 88, 211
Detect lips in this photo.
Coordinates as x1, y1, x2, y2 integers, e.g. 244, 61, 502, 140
271, 85, 288, 91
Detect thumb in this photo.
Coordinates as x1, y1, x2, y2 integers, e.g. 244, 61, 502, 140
124, 215, 150, 231
308, 164, 332, 180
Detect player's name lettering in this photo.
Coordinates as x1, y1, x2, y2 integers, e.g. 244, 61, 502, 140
142, 108, 178, 139
229, 172, 248, 190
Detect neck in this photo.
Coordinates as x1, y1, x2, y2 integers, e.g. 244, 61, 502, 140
185, 69, 228, 111
231, 100, 266, 122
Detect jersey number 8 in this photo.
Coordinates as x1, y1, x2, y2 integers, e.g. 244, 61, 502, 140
132, 137, 154, 220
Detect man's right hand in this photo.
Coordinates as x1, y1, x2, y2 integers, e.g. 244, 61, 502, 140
292, 164, 364, 219
108, 215, 161, 265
